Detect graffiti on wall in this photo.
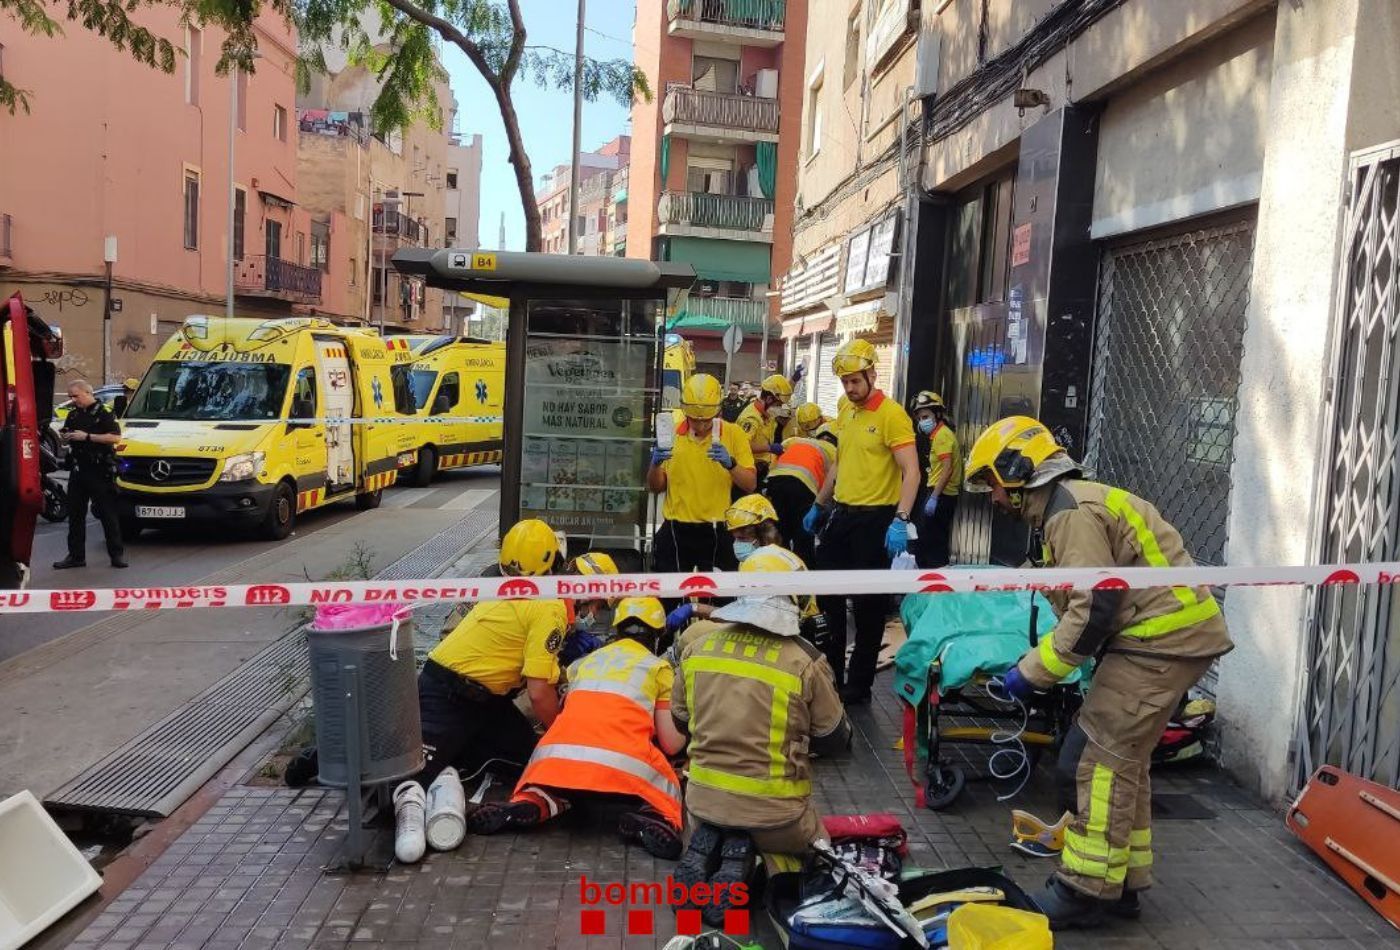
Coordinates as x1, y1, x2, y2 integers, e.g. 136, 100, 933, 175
117, 332, 146, 353
40, 288, 91, 311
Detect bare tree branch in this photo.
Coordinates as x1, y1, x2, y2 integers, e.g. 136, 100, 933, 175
502, 0, 526, 86
380, 0, 499, 85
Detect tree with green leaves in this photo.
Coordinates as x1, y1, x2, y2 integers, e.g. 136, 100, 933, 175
298, 0, 648, 250
3, 0, 646, 251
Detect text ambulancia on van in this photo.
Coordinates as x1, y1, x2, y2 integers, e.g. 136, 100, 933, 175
392, 336, 505, 487
116, 316, 405, 540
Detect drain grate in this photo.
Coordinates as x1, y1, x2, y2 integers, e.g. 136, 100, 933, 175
44, 497, 500, 817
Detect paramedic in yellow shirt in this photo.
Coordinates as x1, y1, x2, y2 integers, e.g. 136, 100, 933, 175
911, 391, 962, 568
648, 374, 757, 575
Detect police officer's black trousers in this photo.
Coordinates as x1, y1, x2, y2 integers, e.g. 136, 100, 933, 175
815, 504, 895, 694
415, 659, 538, 786
766, 475, 816, 565
67, 465, 124, 561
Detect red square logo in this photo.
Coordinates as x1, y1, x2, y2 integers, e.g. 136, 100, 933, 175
724, 909, 750, 935
627, 909, 654, 935
675, 909, 703, 935
579, 909, 605, 935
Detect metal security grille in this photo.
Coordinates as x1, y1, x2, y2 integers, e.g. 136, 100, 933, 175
1086, 218, 1256, 566
1293, 146, 1400, 792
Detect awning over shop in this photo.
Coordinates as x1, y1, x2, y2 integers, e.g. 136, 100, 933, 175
834, 299, 882, 335
667, 237, 771, 284
780, 312, 834, 339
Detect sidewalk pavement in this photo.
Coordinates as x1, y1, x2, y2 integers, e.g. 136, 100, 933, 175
61, 553, 1394, 949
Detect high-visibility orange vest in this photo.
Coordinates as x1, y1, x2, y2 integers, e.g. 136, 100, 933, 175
768, 437, 836, 495
513, 639, 682, 826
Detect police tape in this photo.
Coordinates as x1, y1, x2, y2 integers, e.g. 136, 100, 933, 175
4, 563, 1400, 614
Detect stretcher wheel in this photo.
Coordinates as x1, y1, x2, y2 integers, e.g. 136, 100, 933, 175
924, 764, 966, 810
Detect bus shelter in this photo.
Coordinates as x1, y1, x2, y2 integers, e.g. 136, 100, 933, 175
393, 249, 694, 567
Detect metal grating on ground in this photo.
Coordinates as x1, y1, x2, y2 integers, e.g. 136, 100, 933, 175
45, 634, 309, 816
44, 496, 500, 817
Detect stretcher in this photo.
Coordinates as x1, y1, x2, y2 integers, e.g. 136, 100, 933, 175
1287, 766, 1400, 930
893, 583, 1084, 809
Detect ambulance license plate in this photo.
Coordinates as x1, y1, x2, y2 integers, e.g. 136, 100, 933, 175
136, 505, 185, 519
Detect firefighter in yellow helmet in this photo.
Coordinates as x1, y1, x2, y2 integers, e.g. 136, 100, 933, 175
415, 518, 571, 785
559, 551, 622, 666
671, 547, 851, 927
803, 338, 921, 704
649, 374, 757, 577
766, 412, 838, 565
736, 373, 794, 484
964, 417, 1233, 930
910, 390, 961, 568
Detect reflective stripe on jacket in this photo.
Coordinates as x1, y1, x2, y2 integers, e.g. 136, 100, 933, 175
1019, 479, 1234, 688
514, 639, 682, 825
769, 437, 836, 495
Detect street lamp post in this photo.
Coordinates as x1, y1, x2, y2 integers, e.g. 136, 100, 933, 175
227, 53, 261, 320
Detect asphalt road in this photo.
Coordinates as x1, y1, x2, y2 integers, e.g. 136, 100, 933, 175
8, 467, 503, 662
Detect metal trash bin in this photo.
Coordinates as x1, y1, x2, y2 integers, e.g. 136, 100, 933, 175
307, 619, 423, 788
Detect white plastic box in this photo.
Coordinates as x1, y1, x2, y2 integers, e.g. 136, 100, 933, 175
0, 790, 102, 950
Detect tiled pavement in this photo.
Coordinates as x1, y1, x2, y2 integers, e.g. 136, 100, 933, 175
66, 671, 1395, 950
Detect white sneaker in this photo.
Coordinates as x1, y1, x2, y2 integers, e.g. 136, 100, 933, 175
426, 767, 466, 851
393, 781, 427, 864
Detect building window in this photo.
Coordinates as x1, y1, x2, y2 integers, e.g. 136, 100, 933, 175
349, 257, 357, 286
182, 169, 200, 250
274, 104, 288, 142
843, 9, 860, 89
310, 222, 330, 271
232, 187, 246, 260
354, 193, 365, 221
446, 169, 458, 190
185, 26, 201, 105
265, 218, 282, 259
295, 231, 306, 266
806, 67, 824, 158
692, 55, 739, 94
445, 216, 457, 244
235, 67, 247, 131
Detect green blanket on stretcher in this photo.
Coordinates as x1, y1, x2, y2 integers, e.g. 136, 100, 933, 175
894, 580, 1082, 706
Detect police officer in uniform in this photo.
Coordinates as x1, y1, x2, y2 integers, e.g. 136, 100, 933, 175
54, 380, 127, 570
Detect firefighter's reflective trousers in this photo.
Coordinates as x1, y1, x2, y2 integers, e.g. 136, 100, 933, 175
1055, 651, 1214, 900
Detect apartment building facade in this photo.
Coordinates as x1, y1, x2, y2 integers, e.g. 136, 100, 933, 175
536, 136, 630, 256
782, 0, 1400, 804
628, 0, 807, 383
0, 16, 340, 384
443, 132, 484, 332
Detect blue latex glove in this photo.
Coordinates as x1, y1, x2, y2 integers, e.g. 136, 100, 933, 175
650, 445, 672, 467
923, 494, 940, 518
707, 442, 736, 470
666, 603, 695, 632
802, 504, 824, 535
1002, 665, 1035, 703
768, 442, 787, 456
884, 518, 909, 559
560, 630, 604, 667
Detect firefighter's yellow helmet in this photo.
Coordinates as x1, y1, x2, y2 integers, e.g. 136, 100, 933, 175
680, 373, 723, 420
831, 338, 877, 378
613, 596, 666, 632
725, 494, 779, 531
568, 552, 618, 576
911, 390, 945, 413
964, 416, 1064, 492
739, 545, 806, 573
499, 518, 560, 576
760, 374, 793, 403
123, 377, 140, 390
795, 403, 823, 432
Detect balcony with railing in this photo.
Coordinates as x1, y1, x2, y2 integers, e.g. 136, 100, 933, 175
667, 0, 785, 44
657, 192, 774, 242
233, 255, 323, 302
372, 206, 426, 245
663, 87, 779, 142
672, 295, 769, 333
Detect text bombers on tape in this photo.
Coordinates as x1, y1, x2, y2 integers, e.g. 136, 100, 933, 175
3, 564, 1400, 614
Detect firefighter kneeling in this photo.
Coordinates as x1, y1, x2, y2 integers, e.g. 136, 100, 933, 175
964, 416, 1234, 931
469, 597, 687, 858
671, 548, 852, 928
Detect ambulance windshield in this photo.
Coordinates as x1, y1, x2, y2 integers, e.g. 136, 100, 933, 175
128, 361, 292, 421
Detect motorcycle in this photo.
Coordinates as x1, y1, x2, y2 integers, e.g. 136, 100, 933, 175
39, 427, 68, 523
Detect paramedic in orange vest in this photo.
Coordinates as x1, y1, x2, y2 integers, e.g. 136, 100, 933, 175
910, 391, 962, 568
648, 373, 756, 576
468, 597, 687, 858
735, 374, 794, 484
765, 413, 838, 565
415, 519, 570, 784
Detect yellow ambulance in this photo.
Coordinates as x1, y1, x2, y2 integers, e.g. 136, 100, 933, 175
393, 336, 505, 486
116, 316, 405, 540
